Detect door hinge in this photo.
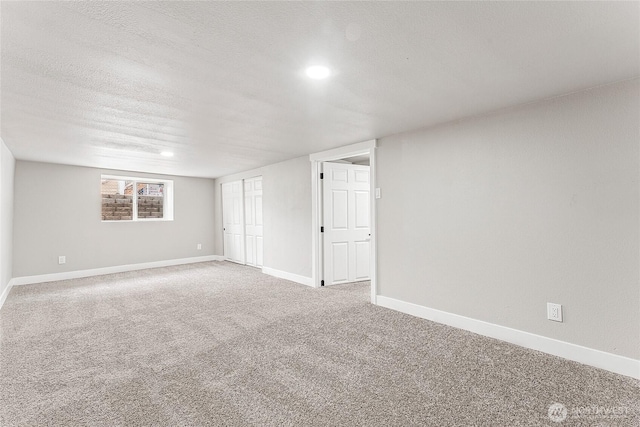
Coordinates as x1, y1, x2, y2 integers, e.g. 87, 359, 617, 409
320, 226, 324, 233
320, 173, 324, 179
321, 280, 325, 287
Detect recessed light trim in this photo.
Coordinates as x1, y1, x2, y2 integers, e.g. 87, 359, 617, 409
306, 65, 331, 80
160, 151, 174, 157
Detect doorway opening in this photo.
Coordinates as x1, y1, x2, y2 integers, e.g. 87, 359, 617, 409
310, 140, 377, 303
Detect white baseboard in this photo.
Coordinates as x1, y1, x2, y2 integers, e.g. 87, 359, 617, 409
0, 280, 13, 311
10, 255, 226, 286
376, 295, 639, 380
262, 267, 314, 287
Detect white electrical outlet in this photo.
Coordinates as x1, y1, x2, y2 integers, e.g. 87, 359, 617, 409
58, 256, 66, 265
197, 243, 202, 250
547, 303, 563, 322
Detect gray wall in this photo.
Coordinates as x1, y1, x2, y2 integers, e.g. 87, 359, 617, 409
214, 156, 312, 278
376, 79, 639, 359
13, 162, 216, 277
1, 140, 15, 297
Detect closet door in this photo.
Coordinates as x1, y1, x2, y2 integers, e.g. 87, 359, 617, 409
244, 177, 263, 267
222, 180, 245, 264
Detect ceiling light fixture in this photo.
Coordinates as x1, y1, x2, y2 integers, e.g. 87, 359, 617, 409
306, 65, 331, 80
160, 151, 174, 157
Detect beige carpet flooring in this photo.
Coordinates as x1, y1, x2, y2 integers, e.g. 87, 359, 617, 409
0, 261, 637, 426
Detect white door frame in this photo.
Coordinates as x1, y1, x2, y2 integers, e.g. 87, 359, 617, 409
309, 140, 377, 303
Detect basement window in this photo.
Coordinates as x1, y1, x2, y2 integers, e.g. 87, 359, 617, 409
101, 175, 174, 222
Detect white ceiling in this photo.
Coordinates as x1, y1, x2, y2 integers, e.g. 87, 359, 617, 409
2, 1, 638, 178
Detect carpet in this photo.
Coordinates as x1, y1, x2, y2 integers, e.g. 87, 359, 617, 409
1, 261, 637, 426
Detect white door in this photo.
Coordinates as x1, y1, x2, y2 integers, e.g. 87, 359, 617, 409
322, 162, 370, 285
244, 176, 263, 268
222, 180, 245, 264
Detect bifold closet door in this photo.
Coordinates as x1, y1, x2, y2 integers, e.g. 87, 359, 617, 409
244, 177, 263, 268
222, 180, 245, 264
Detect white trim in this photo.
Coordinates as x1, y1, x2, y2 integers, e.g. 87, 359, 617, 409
368, 147, 377, 304
376, 296, 639, 379
10, 255, 226, 286
101, 174, 170, 185
309, 139, 376, 162
262, 267, 314, 287
310, 160, 321, 287
309, 139, 378, 296
0, 280, 13, 310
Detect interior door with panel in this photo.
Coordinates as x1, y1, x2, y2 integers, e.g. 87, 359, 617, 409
244, 176, 263, 268
322, 162, 370, 285
222, 180, 245, 264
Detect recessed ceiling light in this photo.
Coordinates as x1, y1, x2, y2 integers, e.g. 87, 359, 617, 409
306, 65, 331, 80
160, 151, 174, 157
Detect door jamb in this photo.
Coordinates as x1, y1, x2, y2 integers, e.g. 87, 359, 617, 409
309, 140, 377, 304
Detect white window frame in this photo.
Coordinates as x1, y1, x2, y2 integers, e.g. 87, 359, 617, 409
101, 174, 174, 222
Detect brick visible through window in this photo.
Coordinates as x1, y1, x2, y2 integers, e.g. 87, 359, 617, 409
101, 179, 133, 221
101, 176, 173, 222
137, 183, 164, 219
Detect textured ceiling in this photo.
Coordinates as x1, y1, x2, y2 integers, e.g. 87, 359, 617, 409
2, 1, 639, 178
